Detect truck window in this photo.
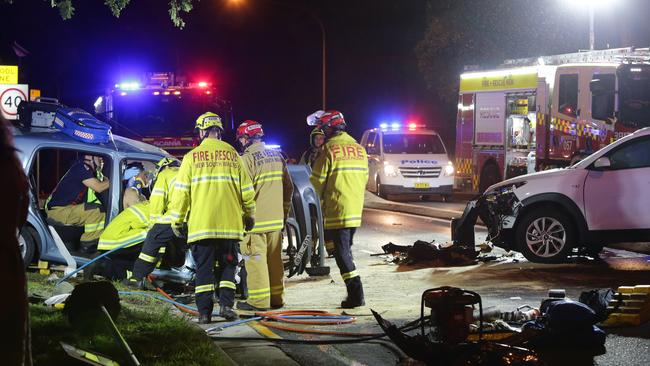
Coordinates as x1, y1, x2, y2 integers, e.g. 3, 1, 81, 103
558, 74, 579, 117
382, 134, 446, 154
591, 73, 615, 121
365, 132, 377, 154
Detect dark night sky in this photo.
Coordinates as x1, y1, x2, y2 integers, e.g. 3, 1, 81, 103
1, 0, 650, 157
0, 0, 429, 157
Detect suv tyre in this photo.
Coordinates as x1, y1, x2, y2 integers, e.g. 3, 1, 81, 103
516, 208, 575, 263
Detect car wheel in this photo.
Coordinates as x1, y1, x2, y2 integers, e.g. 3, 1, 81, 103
516, 208, 575, 263
479, 163, 501, 193
376, 179, 388, 199
18, 226, 38, 268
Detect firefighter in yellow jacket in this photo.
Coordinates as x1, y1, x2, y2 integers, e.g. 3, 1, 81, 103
130, 157, 183, 290
169, 112, 256, 324
235, 120, 293, 311
95, 201, 150, 280
309, 110, 368, 308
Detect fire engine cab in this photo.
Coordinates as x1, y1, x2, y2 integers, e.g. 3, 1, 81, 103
455, 47, 650, 193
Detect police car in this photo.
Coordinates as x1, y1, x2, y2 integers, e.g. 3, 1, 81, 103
360, 123, 454, 201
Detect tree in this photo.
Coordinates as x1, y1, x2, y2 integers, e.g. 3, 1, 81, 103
416, 0, 586, 104
2, 0, 198, 28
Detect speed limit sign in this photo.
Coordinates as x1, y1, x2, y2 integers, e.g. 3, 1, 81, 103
0, 84, 28, 120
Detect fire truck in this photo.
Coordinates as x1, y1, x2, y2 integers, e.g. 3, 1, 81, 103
454, 47, 650, 193
94, 72, 231, 158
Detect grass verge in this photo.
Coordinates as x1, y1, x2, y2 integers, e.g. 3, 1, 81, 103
28, 272, 230, 366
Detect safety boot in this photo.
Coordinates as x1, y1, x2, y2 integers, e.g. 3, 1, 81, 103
236, 301, 267, 312
197, 314, 212, 324
220, 306, 239, 321
341, 297, 365, 309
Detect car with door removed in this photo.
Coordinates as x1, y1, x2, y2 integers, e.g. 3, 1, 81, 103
453, 127, 650, 263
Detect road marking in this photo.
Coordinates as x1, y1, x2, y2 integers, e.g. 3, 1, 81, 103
249, 321, 282, 339
360, 249, 377, 255
364, 207, 487, 229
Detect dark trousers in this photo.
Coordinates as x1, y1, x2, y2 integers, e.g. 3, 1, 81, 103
132, 224, 181, 279
192, 239, 240, 317
325, 228, 364, 301
99, 244, 142, 280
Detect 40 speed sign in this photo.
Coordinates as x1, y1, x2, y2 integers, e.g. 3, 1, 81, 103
0, 84, 28, 120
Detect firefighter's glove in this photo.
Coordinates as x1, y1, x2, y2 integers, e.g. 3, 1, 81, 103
244, 216, 255, 232
171, 222, 186, 238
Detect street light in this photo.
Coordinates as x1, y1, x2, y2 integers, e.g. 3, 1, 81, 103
565, 0, 619, 50
227, 0, 327, 109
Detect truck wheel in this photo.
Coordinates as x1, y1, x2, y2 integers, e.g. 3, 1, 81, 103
18, 226, 38, 268
515, 208, 575, 263
479, 163, 500, 193
376, 179, 388, 199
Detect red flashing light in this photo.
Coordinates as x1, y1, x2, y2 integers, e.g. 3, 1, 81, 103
408, 122, 417, 131
198, 81, 208, 88
205, 90, 212, 95
173, 91, 181, 95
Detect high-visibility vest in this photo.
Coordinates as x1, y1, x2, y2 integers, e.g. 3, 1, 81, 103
241, 142, 293, 233
310, 132, 368, 230
169, 138, 256, 243
98, 201, 150, 251
149, 167, 180, 224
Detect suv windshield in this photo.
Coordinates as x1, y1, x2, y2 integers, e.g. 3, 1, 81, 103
382, 134, 446, 154
618, 65, 650, 128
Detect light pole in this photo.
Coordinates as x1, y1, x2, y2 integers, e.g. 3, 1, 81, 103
588, 3, 595, 50
228, 0, 327, 109
566, 0, 617, 51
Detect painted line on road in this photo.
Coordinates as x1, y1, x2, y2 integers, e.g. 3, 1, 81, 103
364, 207, 487, 229
249, 321, 282, 339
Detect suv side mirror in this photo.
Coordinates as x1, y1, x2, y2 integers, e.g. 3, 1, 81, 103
593, 156, 611, 169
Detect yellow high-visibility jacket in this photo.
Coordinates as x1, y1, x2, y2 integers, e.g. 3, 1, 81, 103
98, 201, 150, 251
310, 132, 368, 230
169, 138, 256, 243
149, 166, 179, 224
241, 142, 293, 233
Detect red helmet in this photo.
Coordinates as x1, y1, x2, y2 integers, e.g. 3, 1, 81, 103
317, 110, 346, 130
236, 120, 264, 139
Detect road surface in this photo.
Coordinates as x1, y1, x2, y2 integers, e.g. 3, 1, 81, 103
209, 208, 650, 366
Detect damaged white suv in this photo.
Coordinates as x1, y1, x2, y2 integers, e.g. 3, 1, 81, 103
470, 127, 650, 263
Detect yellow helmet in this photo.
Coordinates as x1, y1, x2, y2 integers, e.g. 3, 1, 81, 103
195, 112, 223, 131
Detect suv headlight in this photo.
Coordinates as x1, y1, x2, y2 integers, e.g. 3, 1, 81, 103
383, 162, 398, 177
443, 162, 454, 176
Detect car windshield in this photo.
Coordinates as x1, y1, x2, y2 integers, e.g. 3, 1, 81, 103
382, 133, 446, 154
107, 92, 215, 137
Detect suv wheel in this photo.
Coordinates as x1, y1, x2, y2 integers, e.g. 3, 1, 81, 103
19, 226, 38, 268
516, 208, 575, 263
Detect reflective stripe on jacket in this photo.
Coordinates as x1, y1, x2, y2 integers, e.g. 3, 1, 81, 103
241, 142, 293, 233
169, 138, 256, 243
310, 132, 368, 230
98, 201, 150, 250
149, 167, 179, 224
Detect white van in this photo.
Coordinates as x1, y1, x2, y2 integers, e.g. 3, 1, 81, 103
360, 123, 454, 200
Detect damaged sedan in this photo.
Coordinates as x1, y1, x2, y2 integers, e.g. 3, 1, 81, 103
453, 127, 650, 263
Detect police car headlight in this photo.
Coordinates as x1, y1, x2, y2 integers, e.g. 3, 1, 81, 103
444, 162, 455, 176
383, 162, 398, 177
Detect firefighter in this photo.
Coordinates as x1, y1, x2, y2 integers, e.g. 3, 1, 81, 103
299, 127, 326, 167
169, 112, 256, 324
130, 157, 183, 290
235, 120, 293, 311
309, 110, 368, 308
46, 154, 109, 252
95, 201, 151, 280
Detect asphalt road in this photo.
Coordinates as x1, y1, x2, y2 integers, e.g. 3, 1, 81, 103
210, 208, 650, 366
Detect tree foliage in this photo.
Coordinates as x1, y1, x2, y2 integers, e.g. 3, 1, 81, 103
3, 0, 198, 28
416, 0, 586, 103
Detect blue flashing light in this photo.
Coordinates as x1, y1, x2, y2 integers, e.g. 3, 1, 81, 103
379, 123, 388, 129
391, 122, 401, 130
266, 144, 282, 150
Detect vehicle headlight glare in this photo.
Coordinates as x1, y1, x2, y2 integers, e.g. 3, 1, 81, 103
444, 162, 455, 176
384, 163, 398, 177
